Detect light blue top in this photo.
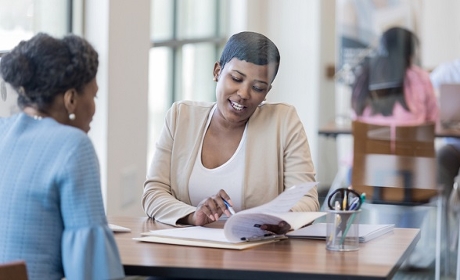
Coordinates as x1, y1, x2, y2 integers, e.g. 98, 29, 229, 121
0, 113, 124, 280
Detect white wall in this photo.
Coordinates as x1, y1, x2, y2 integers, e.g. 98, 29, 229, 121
420, 0, 460, 67
85, 0, 150, 216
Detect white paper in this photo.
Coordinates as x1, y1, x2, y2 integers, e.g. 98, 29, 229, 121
145, 182, 323, 244
147, 226, 229, 243
287, 223, 395, 243
223, 182, 321, 242
108, 223, 131, 233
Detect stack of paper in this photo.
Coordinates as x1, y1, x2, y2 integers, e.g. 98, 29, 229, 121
286, 223, 394, 243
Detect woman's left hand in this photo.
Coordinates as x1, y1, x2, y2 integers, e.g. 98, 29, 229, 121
259, 221, 291, 234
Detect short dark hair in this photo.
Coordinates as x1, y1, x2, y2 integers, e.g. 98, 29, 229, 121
0, 33, 99, 110
218, 31, 280, 82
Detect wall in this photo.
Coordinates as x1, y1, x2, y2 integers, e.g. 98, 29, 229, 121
85, 0, 150, 216
421, 0, 460, 67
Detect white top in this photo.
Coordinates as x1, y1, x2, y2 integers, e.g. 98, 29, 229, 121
189, 105, 246, 212
430, 58, 460, 91
430, 58, 460, 145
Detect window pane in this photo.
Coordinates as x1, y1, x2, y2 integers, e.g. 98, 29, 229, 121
148, 47, 173, 161
0, 0, 70, 51
151, 0, 174, 41
176, 0, 217, 39
175, 43, 217, 102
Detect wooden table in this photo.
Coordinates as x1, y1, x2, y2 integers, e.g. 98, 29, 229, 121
109, 216, 421, 279
318, 120, 460, 138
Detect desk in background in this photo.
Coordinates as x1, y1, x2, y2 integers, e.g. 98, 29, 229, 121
318, 120, 460, 138
109, 216, 420, 280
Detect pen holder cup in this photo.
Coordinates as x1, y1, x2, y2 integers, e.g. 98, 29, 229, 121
326, 209, 361, 252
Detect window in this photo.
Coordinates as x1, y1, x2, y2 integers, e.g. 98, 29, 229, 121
148, 0, 228, 160
0, 0, 75, 117
0, 0, 74, 56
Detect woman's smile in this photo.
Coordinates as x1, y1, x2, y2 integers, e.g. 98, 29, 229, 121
229, 100, 245, 111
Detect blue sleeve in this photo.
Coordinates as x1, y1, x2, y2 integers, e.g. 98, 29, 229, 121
58, 136, 124, 279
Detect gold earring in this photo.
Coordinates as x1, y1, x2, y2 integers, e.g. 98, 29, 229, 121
213, 77, 217, 81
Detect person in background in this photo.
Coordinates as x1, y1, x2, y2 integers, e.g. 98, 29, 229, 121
430, 58, 460, 255
0, 33, 124, 280
349, 26, 439, 268
351, 26, 438, 126
430, 58, 460, 198
344, 27, 439, 186
142, 31, 319, 230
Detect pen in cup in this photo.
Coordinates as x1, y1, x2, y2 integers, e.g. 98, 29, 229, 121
348, 196, 360, 210
222, 198, 236, 216
340, 193, 366, 244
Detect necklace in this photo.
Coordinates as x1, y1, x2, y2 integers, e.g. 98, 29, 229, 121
24, 107, 46, 120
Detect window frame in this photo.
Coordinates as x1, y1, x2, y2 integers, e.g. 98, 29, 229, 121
150, 0, 227, 104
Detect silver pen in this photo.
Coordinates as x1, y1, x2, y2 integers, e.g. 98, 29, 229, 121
240, 234, 286, 242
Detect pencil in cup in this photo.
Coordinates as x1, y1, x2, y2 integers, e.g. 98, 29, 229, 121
328, 201, 341, 244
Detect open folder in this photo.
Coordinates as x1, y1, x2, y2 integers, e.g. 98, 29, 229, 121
135, 226, 279, 250
134, 182, 326, 250
286, 223, 394, 243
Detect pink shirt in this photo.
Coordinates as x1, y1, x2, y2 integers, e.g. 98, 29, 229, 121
353, 65, 439, 125
344, 66, 440, 167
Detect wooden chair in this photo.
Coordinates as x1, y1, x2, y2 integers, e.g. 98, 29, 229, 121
352, 120, 438, 204
0, 260, 28, 280
351, 120, 443, 280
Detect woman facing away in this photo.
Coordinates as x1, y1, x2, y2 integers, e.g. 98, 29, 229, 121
351, 26, 438, 125
0, 33, 124, 280
348, 26, 439, 268
142, 31, 319, 231
347, 27, 439, 202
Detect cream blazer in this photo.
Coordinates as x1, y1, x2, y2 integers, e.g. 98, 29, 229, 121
142, 100, 319, 225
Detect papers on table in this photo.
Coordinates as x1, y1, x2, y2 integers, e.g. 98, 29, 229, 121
134, 182, 325, 249
135, 226, 279, 250
108, 223, 131, 233
287, 223, 394, 243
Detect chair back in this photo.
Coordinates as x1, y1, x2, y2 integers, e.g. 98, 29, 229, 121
0, 260, 28, 280
351, 121, 438, 204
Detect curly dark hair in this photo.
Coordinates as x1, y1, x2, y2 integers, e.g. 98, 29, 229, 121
219, 31, 280, 83
0, 32, 98, 110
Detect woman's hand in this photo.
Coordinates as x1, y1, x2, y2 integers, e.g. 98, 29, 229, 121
259, 221, 291, 235
187, 189, 234, 226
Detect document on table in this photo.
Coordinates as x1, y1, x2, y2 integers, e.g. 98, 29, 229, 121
135, 182, 326, 249
108, 224, 131, 233
135, 226, 278, 250
286, 223, 394, 243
